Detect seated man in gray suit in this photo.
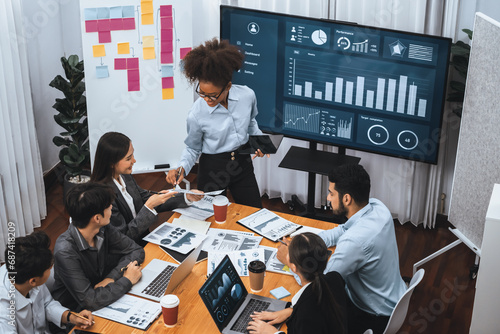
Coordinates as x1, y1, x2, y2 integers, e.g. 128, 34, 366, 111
52, 182, 145, 311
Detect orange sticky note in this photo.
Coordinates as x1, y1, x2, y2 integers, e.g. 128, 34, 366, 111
143, 35, 154, 48
93, 44, 105, 57
143, 47, 156, 60
142, 13, 154, 25
162, 88, 174, 100
141, 1, 153, 14
117, 42, 130, 55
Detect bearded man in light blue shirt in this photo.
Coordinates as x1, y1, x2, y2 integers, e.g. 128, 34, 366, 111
319, 164, 406, 334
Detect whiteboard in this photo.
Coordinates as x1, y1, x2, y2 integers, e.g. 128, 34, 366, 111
449, 13, 500, 249
80, 0, 193, 173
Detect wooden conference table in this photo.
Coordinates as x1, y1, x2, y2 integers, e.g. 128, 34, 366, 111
74, 204, 337, 333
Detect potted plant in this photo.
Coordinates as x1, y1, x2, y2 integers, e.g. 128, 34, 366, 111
447, 28, 473, 118
49, 55, 90, 195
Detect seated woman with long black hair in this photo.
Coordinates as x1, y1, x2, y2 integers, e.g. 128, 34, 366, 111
247, 232, 348, 334
91, 132, 202, 244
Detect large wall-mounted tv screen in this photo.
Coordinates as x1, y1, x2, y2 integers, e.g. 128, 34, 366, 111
220, 6, 451, 164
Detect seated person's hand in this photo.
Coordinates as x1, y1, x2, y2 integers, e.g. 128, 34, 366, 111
123, 260, 142, 285
251, 308, 293, 325
94, 277, 114, 289
276, 237, 291, 267
247, 318, 279, 334
252, 149, 270, 160
166, 168, 184, 185
145, 191, 178, 210
186, 189, 204, 202
71, 310, 94, 329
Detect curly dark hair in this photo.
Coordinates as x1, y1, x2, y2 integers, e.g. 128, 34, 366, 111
182, 38, 244, 88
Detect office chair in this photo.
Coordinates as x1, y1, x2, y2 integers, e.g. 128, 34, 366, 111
383, 269, 425, 334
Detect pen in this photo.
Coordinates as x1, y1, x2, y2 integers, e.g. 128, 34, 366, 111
70, 311, 95, 325
120, 262, 140, 272
278, 238, 288, 246
176, 166, 183, 185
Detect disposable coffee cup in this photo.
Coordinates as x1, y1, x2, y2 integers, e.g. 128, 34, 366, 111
248, 260, 266, 292
160, 294, 179, 327
213, 195, 229, 224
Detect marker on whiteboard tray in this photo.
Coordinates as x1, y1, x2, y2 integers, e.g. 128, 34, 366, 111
154, 163, 170, 169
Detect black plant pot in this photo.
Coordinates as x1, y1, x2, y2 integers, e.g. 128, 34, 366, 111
62, 170, 91, 200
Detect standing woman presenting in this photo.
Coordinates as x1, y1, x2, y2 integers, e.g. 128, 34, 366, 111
166, 38, 266, 208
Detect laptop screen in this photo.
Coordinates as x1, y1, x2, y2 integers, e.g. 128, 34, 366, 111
199, 255, 249, 331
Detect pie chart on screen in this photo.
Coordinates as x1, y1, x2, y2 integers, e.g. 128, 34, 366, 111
311, 29, 327, 45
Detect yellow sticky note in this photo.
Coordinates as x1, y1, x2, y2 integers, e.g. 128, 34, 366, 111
92, 45, 105, 57
142, 13, 154, 25
141, 1, 153, 14
143, 36, 154, 48
117, 42, 130, 55
143, 47, 156, 60
162, 88, 174, 100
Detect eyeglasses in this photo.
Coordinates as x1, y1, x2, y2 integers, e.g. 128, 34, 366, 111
195, 83, 227, 101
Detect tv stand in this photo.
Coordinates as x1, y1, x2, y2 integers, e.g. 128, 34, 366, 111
278, 142, 361, 222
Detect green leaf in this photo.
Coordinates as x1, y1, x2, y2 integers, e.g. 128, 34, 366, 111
462, 28, 473, 40
61, 129, 79, 137
49, 75, 70, 92
53, 136, 71, 147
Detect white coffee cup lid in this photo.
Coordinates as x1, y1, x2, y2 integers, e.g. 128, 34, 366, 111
213, 195, 229, 206
160, 294, 179, 308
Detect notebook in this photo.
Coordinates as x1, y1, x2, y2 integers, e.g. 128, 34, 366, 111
129, 242, 202, 302
199, 255, 287, 333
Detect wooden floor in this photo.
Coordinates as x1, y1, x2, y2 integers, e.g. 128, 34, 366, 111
39, 172, 476, 333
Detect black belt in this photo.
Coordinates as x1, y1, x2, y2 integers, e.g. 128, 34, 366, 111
203, 144, 249, 161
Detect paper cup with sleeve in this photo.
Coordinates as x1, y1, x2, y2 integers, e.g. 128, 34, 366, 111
160, 294, 179, 327
213, 195, 229, 224
248, 260, 266, 292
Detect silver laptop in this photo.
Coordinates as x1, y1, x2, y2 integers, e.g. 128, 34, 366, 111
199, 255, 287, 333
129, 243, 202, 302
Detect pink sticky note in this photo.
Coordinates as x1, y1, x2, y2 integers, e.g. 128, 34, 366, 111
122, 18, 135, 30
109, 18, 123, 31
127, 58, 139, 69
114, 58, 127, 70
180, 47, 192, 59
161, 17, 173, 29
161, 52, 173, 64
128, 69, 140, 81
98, 31, 111, 43
161, 28, 173, 41
85, 20, 98, 33
97, 19, 110, 32
160, 5, 172, 17
162, 77, 174, 89
161, 40, 173, 52
128, 79, 140, 91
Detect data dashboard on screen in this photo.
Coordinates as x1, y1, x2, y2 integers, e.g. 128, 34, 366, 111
220, 6, 451, 164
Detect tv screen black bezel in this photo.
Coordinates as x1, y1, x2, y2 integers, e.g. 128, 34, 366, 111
220, 5, 452, 165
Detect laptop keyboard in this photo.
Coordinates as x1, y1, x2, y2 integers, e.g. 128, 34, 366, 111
141, 265, 176, 298
230, 299, 270, 333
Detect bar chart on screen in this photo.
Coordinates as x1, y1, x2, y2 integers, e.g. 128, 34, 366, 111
285, 47, 436, 121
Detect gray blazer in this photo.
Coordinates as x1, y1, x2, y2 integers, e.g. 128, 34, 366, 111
108, 174, 188, 241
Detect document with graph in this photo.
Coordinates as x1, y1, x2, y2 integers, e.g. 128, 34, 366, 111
93, 294, 161, 330
237, 209, 302, 242
143, 222, 207, 254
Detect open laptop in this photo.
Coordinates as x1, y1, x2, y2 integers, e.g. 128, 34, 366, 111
129, 243, 202, 302
199, 255, 287, 333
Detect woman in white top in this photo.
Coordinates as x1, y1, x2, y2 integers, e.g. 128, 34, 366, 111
91, 132, 202, 244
